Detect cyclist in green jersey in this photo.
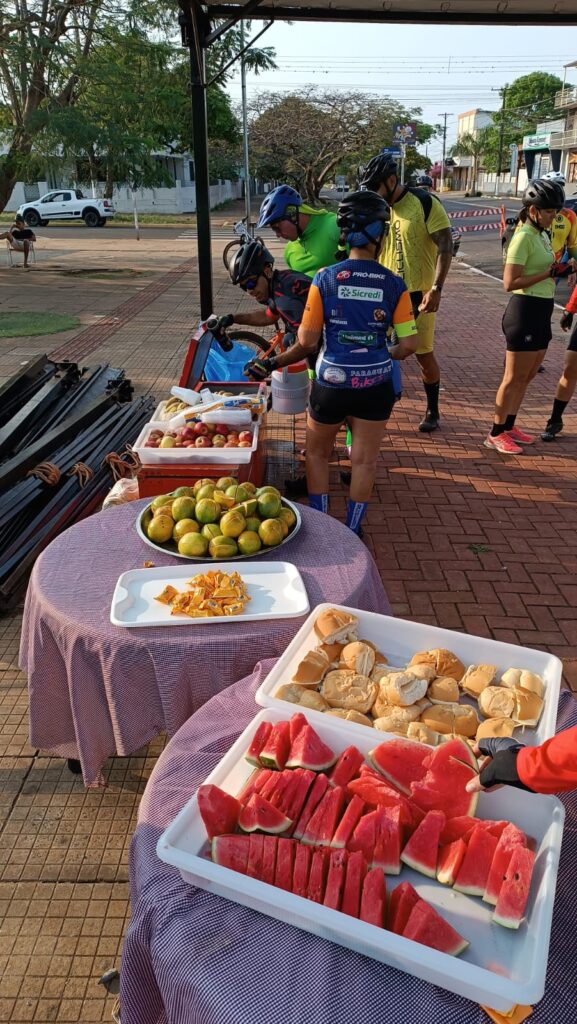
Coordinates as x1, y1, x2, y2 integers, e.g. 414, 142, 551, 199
257, 185, 345, 278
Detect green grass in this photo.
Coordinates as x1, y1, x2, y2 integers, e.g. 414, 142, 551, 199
0, 199, 238, 228
0, 312, 80, 338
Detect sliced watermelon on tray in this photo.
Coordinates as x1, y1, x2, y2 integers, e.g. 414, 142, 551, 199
341, 850, 367, 919
239, 793, 292, 835
403, 899, 469, 957
369, 738, 430, 796
453, 825, 499, 897
301, 786, 347, 846
197, 784, 241, 840
247, 833, 265, 879
387, 881, 421, 935
329, 746, 365, 789
437, 838, 467, 886
292, 843, 312, 898
347, 776, 415, 831
245, 721, 273, 767
347, 808, 378, 862
289, 712, 308, 744
259, 720, 291, 771
211, 834, 250, 874
372, 805, 402, 875
274, 838, 296, 891
360, 868, 387, 928
284, 769, 315, 824
409, 738, 479, 820
331, 795, 366, 849
307, 848, 329, 903
293, 774, 329, 840
261, 835, 278, 885
400, 810, 445, 878
238, 768, 273, 804
493, 845, 535, 929
484, 824, 527, 907
323, 849, 348, 911
286, 724, 337, 772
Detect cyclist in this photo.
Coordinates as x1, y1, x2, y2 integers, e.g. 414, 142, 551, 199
250, 191, 418, 537
213, 240, 311, 347
485, 178, 575, 455
415, 173, 434, 191
256, 185, 345, 278
360, 153, 453, 432
507, 172, 577, 262
541, 285, 577, 440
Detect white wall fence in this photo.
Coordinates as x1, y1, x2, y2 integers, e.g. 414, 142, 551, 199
5, 178, 243, 214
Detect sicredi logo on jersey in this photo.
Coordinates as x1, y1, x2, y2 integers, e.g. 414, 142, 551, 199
337, 285, 384, 301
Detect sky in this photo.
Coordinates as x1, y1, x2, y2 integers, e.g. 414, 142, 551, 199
226, 20, 577, 163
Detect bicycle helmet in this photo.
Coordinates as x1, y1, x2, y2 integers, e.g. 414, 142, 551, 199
415, 174, 433, 188
256, 185, 303, 228
522, 178, 565, 211
337, 190, 391, 247
542, 171, 566, 186
229, 240, 273, 285
359, 154, 398, 192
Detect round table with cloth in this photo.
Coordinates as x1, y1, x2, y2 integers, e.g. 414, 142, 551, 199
120, 669, 577, 1024
20, 498, 389, 786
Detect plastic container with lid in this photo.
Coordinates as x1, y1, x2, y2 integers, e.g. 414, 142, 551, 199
271, 361, 310, 415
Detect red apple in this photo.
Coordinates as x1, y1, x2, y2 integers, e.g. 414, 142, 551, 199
204, 422, 217, 434
238, 431, 253, 444
227, 432, 239, 443
183, 440, 195, 447
212, 436, 226, 447
215, 423, 229, 436
175, 441, 184, 447
195, 435, 212, 448
164, 431, 177, 438
238, 441, 252, 448
180, 426, 196, 441
193, 422, 209, 436
224, 440, 238, 448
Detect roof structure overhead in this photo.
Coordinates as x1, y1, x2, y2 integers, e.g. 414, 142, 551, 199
200, 0, 577, 24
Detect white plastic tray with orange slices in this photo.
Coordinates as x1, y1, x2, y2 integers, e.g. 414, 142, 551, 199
254, 604, 563, 747
156, 706, 565, 1012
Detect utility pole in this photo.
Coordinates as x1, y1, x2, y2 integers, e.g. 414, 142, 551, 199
495, 84, 508, 199
439, 113, 448, 192
240, 20, 251, 229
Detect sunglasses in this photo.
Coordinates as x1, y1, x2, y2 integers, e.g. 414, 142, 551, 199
240, 276, 259, 292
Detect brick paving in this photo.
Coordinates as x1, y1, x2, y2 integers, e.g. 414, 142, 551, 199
0, 224, 577, 1021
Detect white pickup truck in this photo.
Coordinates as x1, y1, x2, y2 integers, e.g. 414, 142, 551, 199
17, 189, 115, 228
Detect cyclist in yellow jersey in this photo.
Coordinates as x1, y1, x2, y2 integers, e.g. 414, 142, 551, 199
360, 154, 453, 432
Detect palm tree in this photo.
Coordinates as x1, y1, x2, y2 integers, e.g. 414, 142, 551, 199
450, 131, 488, 193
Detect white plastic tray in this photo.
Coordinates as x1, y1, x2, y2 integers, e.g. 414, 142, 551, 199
255, 604, 562, 747
132, 420, 260, 465
110, 562, 309, 627
157, 706, 565, 1012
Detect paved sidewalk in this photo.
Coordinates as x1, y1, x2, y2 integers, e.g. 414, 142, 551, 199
0, 244, 576, 1021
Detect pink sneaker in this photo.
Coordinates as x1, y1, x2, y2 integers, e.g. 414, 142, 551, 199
507, 425, 535, 445
484, 432, 523, 455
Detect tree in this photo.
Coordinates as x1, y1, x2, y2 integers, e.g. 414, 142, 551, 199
450, 130, 492, 192
248, 88, 436, 201
482, 71, 565, 173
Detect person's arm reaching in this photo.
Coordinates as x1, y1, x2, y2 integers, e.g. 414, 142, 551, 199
466, 726, 577, 795
244, 282, 323, 380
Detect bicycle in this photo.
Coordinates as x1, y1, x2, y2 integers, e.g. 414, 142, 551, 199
222, 217, 264, 273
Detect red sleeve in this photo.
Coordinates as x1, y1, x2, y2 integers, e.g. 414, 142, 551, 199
517, 725, 577, 794
566, 284, 577, 316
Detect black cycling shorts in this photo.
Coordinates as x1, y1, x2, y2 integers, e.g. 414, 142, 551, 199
502, 294, 554, 352
308, 380, 395, 425
567, 322, 577, 353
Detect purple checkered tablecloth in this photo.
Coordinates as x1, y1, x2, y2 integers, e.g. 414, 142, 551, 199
120, 673, 577, 1024
20, 499, 389, 786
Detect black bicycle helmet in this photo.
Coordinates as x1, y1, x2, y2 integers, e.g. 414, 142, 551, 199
415, 173, 433, 188
229, 240, 273, 285
359, 154, 398, 192
337, 190, 391, 247
522, 178, 565, 211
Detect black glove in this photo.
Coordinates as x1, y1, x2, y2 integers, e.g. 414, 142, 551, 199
477, 738, 531, 791
216, 313, 234, 330
243, 356, 276, 381
561, 310, 574, 331
550, 261, 573, 279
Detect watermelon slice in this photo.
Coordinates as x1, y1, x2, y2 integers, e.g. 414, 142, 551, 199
292, 843, 312, 898
372, 805, 402, 875
329, 746, 365, 789
301, 786, 347, 846
286, 724, 337, 771
331, 795, 366, 849
247, 833, 265, 879
293, 774, 329, 840
400, 809, 445, 878
387, 881, 420, 935
260, 770, 291, 804
369, 738, 429, 796
211, 834, 250, 874
259, 720, 291, 770
289, 711, 308, 743
238, 793, 292, 835
197, 784, 241, 839
347, 776, 414, 831
239, 768, 272, 804
483, 824, 527, 906
245, 721, 273, 767
274, 838, 296, 891
360, 868, 386, 928
341, 850, 367, 918
307, 848, 329, 903
323, 849, 348, 911
439, 815, 479, 846
260, 835, 278, 884
437, 838, 467, 886
403, 900, 469, 956
453, 825, 499, 897
493, 845, 535, 929
409, 738, 479, 820
347, 809, 378, 862
284, 769, 315, 825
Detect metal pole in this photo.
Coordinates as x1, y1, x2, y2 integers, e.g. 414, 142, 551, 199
495, 85, 508, 199
183, 6, 213, 318
440, 113, 447, 192
240, 20, 251, 228
399, 143, 405, 185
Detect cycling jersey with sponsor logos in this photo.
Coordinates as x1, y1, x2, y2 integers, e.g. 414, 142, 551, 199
379, 188, 450, 293
513, 207, 577, 260
264, 269, 311, 332
299, 259, 417, 389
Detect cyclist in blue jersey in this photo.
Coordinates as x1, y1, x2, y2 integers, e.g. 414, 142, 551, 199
248, 191, 418, 536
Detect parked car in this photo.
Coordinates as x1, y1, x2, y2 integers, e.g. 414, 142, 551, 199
17, 190, 115, 228
563, 195, 577, 213
450, 224, 461, 257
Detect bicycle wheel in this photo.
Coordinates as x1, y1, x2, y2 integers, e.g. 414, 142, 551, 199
229, 330, 269, 355
223, 239, 240, 271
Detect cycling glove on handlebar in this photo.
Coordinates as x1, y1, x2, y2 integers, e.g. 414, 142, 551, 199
243, 357, 276, 381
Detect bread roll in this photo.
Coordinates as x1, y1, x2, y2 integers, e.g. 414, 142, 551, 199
291, 649, 330, 688
409, 648, 466, 682
415, 696, 432, 712
420, 702, 479, 738
372, 694, 420, 721
427, 676, 460, 704
372, 711, 414, 733
478, 686, 515, 720
370, 663, 396, 684
382, 671, 429, 707
325, 708, 373, 728
406, 721, 440, 746
476, 717, 517, 742
404, 664, 436, 682
275, 684, 329, 712
519, 671, 545, 699
321, 670, 377, 714
451, 704, 480, 738
460, 664, 497, 699
339, 641, 375, 677
316, 641, 345, 666
313, 608, 359, 645
500, 668, 522, 688
512, 687, 544, 727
